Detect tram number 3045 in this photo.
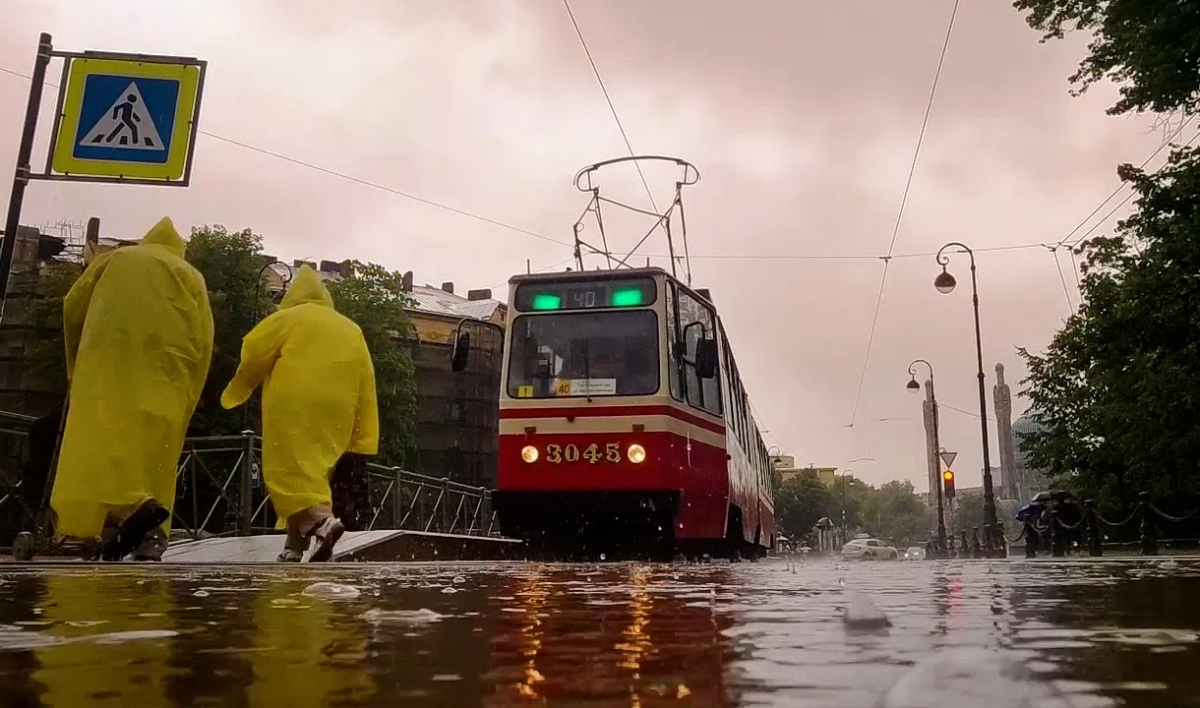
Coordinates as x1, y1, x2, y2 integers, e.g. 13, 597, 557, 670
545, 443, 621, 465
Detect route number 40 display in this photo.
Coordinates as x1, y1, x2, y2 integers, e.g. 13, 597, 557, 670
545, 443, 621, 464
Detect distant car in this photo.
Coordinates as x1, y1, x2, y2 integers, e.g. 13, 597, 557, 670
841, 538, 898, 560
903, 546, 925, 561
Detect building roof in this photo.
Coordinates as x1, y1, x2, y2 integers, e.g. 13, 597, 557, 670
266, 262, 503, 322
407, 284, 503, 321
1012, 414, 1045, 435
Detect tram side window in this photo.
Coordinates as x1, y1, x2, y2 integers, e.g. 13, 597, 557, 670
722, 344, 740, 442
665, 284, 684, 401
675, 287, 723, 416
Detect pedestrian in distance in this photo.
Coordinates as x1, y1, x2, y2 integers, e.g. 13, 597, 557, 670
220, 264, 379, 562
50, 217, 214, 561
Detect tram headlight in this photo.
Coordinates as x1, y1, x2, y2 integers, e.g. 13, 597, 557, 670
627, 443, 646, 464
521, 445, 539, 463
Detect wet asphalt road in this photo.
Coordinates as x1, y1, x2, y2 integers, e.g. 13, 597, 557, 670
1, 556, 1199, 707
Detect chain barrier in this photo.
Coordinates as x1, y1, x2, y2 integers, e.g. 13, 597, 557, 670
1011, 492, 1199, 558
921, 491, 1199, 561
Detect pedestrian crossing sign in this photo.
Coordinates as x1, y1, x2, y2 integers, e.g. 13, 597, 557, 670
49, 56, 205, 184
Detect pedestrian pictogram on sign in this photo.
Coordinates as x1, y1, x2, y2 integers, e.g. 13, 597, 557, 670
939, 450, 957, 468
47, 55, 205, 184
78, 82, 166, 151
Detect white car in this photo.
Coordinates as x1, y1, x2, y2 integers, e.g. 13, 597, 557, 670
841, 538, 898, 560
903, 546, 926, 560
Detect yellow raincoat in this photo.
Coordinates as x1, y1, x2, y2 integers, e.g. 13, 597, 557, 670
50, 217, 214, 539
220, 265, 379, 526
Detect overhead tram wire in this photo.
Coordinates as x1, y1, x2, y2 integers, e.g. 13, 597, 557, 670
1041, 116, 1197, 307
848, 0, 961, 427
1054, 113, 1197, 249
561, 0, 658, 215
1064, 125, 1200, 252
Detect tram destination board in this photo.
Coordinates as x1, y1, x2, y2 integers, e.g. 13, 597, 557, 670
514, 276, 656, 312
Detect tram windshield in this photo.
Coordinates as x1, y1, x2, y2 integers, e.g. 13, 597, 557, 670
507, 310, 659, 399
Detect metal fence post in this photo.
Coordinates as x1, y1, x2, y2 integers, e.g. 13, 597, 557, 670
480, 488, 492, 537
1049, 509, 1065, 557
1138, 492, 1158, 556
239, 430, 254, 536
1084, 499, 1102, 557
392, 467, 403, 528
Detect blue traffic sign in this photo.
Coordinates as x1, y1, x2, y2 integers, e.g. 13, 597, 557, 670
49, 55, 204, 182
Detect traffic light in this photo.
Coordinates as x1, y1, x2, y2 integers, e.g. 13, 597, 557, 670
942, 469, 956, 499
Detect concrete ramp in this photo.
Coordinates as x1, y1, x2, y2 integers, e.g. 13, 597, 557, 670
163, 530, 523, 563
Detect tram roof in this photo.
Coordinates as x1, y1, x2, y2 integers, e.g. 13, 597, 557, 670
507, 266, 669, 286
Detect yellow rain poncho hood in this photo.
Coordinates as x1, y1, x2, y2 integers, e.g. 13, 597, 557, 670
51, 217, 214, 539
220, 265, 379, 527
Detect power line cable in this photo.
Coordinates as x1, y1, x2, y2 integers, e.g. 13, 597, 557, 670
561, 0, 657, 214
0, 64, 574, 249
849, 0, 961, 426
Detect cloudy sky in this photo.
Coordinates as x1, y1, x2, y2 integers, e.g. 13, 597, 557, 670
0, 0, 1186, 491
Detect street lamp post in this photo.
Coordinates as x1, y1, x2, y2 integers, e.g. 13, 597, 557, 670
907, 358, 946, 555
840, 469, 853, 540
934, 242, 999, 556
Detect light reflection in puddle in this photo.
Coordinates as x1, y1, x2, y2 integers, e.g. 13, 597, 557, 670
0, 559, 1194, 705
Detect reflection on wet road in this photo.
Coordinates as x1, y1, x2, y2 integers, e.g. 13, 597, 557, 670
1, 558, 1199, 706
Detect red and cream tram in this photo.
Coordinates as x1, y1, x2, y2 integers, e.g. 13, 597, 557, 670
490, 267, 775, 560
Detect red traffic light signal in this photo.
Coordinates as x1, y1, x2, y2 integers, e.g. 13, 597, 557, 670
942, 469, 956, 499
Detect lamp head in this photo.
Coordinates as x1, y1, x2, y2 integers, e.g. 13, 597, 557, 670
934, 267, 957, 295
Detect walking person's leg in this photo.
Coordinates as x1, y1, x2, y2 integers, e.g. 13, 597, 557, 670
277, 519, 308, 562
286, 505, 344, 563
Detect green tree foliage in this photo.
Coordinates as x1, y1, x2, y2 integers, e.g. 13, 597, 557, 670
1019, 147, 1200, 509
1012, 0, 1200, 115
1013, 0, 1200, 511
184, 225, 270, 437
772, 471, 930, 548
773, 474, 832, 541
952, 490, 986, 537
327, 261, 419, 467
861, 480, 930, 549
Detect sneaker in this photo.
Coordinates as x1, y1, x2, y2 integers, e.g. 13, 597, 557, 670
277, 548, 303, 563
101, 500, 171, 561
306, 517, 345, 563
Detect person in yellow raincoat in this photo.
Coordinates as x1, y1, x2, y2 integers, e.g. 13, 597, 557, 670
50, 217, 214, 561
220, 264, 379, 562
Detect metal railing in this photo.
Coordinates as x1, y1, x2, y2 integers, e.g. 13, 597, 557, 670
2, 428, 498, 547
172, 431, 499, 541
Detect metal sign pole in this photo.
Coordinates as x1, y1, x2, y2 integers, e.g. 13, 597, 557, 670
0, 32, 53, 321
